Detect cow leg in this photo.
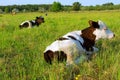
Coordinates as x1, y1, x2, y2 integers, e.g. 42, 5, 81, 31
66, 54, 74, 65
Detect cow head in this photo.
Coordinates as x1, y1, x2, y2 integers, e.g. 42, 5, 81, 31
89, 20, 115, 40
35, 16, 45, 26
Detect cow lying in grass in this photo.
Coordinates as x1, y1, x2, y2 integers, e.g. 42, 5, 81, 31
44, 20, 115, 65
19, 16, 44, 29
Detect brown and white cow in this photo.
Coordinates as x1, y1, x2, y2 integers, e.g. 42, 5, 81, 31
44, 20, 115, 65
19, 16, 44, 29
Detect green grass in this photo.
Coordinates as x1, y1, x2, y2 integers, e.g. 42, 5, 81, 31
0, 11, 120, 80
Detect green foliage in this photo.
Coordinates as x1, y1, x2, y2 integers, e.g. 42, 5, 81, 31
51, 1, 62, 12
102, 2, 114, 6
81, 4, 120, 11
4, 7, 9, 13
0, 9, 3, 13
0, 11, 120, 80
0, 2, 120, 13
0, 4, 51, 13
72, 2, 81, 11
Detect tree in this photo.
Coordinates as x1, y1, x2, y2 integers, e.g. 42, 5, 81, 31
4, 7, 9, 13
38, 7, 45, 12
51, 1, 62, 12
0, 9, 3, 13
102, 2, 114, 6
72, 2, 81, 11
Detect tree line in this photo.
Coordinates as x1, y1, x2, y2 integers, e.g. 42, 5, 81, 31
0, 2, 120, 13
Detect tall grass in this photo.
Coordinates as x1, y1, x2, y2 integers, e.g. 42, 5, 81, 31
0, 11, 120, 80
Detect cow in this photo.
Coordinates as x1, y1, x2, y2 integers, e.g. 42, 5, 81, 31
44, 20, 115, 65
19, 16, 44, 29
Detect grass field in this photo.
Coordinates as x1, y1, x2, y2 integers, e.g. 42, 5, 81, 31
0, 11, 120, 80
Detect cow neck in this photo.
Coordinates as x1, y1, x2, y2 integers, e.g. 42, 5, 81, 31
81, 27, 96, 51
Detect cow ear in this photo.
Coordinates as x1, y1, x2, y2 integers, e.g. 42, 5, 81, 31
89, 20, 99, 28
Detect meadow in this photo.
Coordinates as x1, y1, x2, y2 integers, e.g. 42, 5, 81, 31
0, 11, 120, 80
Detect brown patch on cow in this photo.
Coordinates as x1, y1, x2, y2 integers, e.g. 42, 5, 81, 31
58, 37, 68, 41
35, 16, 45, 26
57, 35, 77, 41
44, 50, 67, 64
89, 20, 99, 28
44, 50, 54, 64
19, 22, 29, 29
54, 51, 67, 62
68, 35, 77, 40
81, 20, 99, 51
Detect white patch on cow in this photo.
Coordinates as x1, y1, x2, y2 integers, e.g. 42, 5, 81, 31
44, 31, 86, 65
93, 20, 114, 40
31, 20, 35, 23
45, 39, 86, 65
63, 30, 84, 43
